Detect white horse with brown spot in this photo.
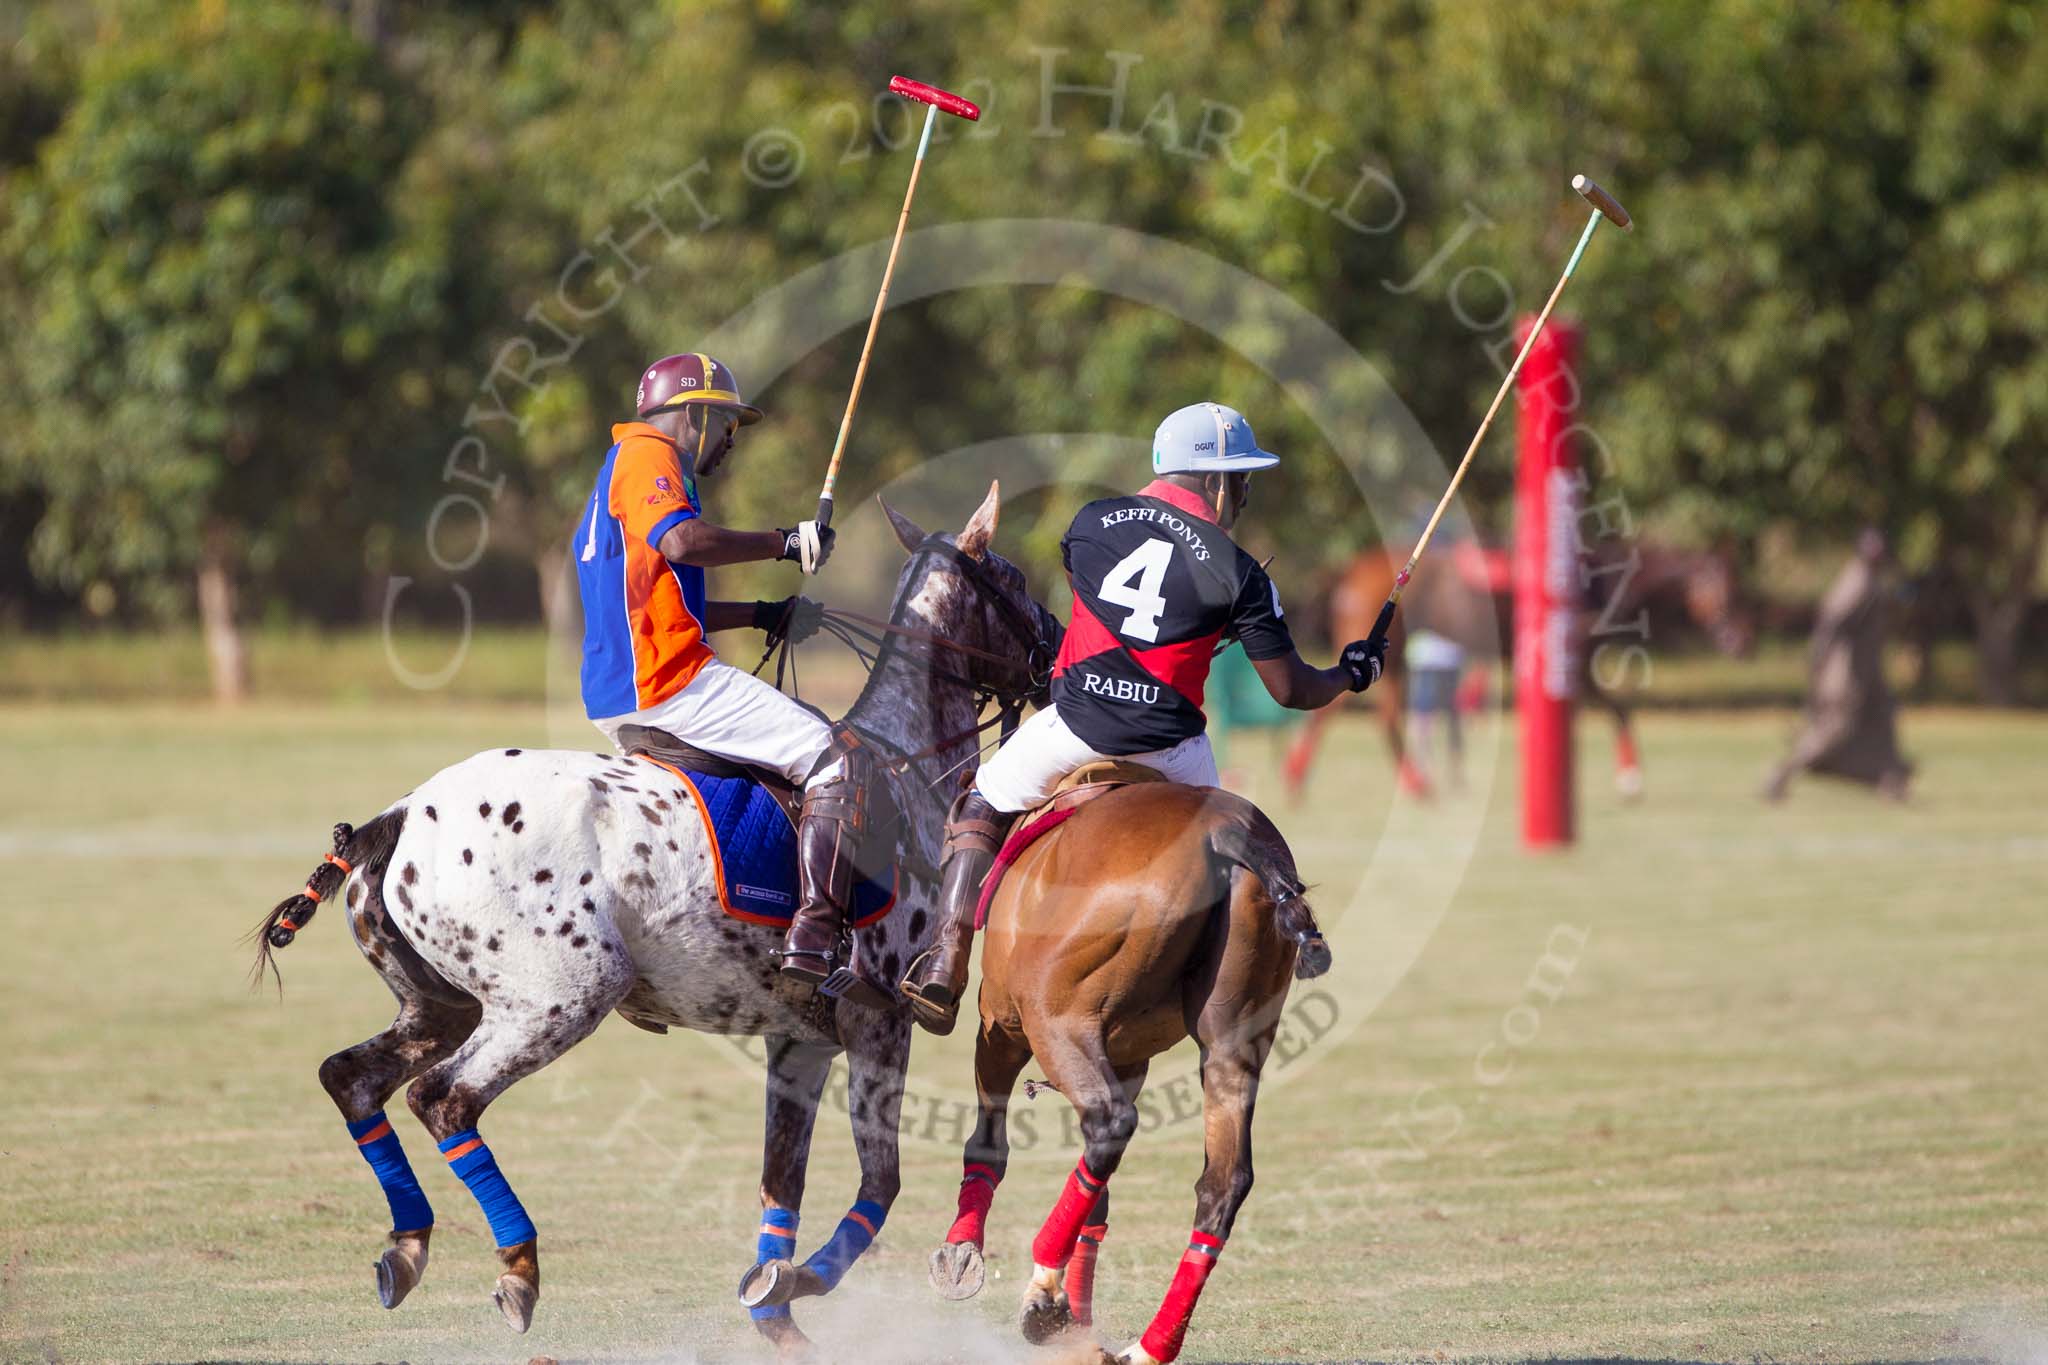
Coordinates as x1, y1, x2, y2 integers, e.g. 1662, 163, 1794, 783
251, 488, 1059, 1353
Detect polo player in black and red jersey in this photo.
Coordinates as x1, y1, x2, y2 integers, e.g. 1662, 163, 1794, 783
901, 401, 1391, 1034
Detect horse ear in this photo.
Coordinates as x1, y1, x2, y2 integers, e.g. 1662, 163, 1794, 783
957, 480, 1001, 561
876, 497, 927, 555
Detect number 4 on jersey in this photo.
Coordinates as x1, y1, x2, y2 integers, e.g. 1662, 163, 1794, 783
1100, 537, 1174, 642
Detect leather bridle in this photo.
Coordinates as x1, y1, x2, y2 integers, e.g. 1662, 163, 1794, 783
758, 535, 1062, 794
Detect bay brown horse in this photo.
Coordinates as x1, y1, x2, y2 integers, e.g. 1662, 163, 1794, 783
925, 781, 1326, 1364
1282, 538, 1755, 799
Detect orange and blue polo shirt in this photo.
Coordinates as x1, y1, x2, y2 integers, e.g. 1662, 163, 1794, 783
576, 423, 716, 719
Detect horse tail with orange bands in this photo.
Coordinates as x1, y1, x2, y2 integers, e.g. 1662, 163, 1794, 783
249, 808, 408, 990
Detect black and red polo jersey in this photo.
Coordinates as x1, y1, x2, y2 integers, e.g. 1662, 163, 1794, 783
1050, 479, 1294, 754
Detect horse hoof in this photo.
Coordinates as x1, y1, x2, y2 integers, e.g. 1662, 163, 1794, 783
1018, 1285, 1073, 1345
739, 1258, 795, 1309
494, 1273, 537, 1334
1616, 765, 1644, 801
374, 1229, 429, 1310
755, 1314, 813, 1360
928, 1241, 985, 1300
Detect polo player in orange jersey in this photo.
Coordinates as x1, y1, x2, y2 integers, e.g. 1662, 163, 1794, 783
574, 352, 867, 986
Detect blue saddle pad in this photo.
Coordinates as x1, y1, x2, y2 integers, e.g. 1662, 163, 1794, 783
670, 767, 895, 928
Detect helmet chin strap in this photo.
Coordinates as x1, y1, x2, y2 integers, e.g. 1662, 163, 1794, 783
1210, 475, 1231, 526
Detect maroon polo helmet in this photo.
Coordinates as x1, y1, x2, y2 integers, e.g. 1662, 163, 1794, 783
634, 353, 763, 425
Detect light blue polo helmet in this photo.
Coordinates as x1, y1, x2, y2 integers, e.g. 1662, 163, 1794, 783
1151, 401, 1281, 474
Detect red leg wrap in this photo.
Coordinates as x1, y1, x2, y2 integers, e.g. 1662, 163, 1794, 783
1138, 1231, 1224, 1363
1617, 727, 1640, 770
1068, 1222, 1108, 1325
945, 1162, 1000, 1246
1029, 1158, 1105, 1269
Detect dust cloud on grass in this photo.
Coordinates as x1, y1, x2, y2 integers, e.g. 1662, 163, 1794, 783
1961, 1309, 2048, 1365
640, 1270, 1113, 1365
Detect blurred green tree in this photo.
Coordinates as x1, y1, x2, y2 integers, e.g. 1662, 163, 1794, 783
3, 0, 450, 698
2, 0, 2040, 701
1582, 0, 2048, 700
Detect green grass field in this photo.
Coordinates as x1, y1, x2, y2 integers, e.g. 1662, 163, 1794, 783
2, 700, 2045, 1364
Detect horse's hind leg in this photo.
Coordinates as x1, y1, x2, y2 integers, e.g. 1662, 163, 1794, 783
404, 958, 631, 1334
1067, 1184, 1110, 1328
318, 993, 480, 1309
1123, 1036, 1274, 1363
1278, 703, 1326, 797
1582, 648, 1643, 798
737, 1035, 835, 1357
1020, 1046, 1147, 1346
930, 1020, 1031, 1300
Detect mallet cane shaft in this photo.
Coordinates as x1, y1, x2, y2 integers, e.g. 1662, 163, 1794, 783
1365, 174, 1633, 643
815, 77, 982, 533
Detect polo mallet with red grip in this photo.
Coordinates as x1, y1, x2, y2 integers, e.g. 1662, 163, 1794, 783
1364, 175, 1633, 645
813, 76, 981, 537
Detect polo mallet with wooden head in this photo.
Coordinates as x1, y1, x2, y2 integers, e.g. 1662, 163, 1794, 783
813, 76, 981, 537
1365, 175, 1633, 644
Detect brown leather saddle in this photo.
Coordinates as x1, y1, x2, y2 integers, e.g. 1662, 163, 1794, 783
1027, 759, 1166, 822
972, 761, 1168, 929
616, 724, 803, 824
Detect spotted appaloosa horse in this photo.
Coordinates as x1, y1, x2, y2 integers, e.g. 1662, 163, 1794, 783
1283, 538, 1758, 800
925, 782, 1329, 1365
251, 485, 1059, 1354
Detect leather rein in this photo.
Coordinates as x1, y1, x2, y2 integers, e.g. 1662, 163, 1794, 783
756, 535, 1061, 795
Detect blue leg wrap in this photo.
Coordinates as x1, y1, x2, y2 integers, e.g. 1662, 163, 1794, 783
346, 1111, 433, 1233
800, 1200, 886, 1294
749, 1206, 800, 1322
437, 1129, 536, 1249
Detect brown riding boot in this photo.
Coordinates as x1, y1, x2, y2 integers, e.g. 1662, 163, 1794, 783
902, 790, 1009, 1035
779, 745, 873, 985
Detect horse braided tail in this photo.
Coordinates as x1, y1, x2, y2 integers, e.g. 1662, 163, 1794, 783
248, 808, 407, 990
1208, 798, 1332, 981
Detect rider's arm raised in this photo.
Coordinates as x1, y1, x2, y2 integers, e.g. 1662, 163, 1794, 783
1251, 651, 1355, 710
1233, 560, 1375, 708
611, 435, 781, 568
657, 520, 787, 567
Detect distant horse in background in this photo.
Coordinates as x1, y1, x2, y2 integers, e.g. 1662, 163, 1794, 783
1283, 538, 1756, 799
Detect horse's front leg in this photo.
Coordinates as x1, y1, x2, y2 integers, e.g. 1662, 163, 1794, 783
929, 1018, 1032, 1301
737, 1035, 836, 1355
757, 1004, 911, 1313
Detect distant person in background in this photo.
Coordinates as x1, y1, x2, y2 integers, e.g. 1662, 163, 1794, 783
1763, 528, 1913, 802
1405, 625, 1467, 793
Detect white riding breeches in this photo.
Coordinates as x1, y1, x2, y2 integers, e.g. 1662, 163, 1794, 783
592, 658, 841, 786
971, 704, 1218, 814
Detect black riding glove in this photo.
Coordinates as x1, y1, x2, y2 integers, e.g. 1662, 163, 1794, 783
775, 520, 836, 574
1340, 633, 1389, 692
751, 596, 823, 644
